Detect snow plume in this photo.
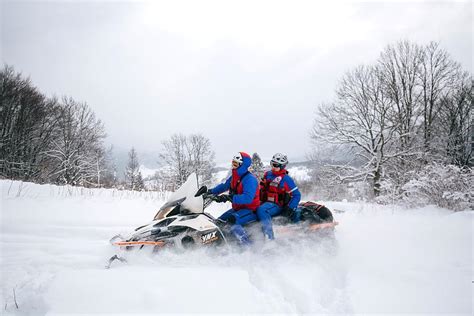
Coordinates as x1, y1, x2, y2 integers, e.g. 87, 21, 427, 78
1, 180, 472, 314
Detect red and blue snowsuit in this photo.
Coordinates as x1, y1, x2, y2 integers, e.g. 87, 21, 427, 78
210, 152, 260, 245
257, 169, 301, 239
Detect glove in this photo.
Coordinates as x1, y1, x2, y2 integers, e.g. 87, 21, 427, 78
214, 194, 232, 203
281, 206, 295, 218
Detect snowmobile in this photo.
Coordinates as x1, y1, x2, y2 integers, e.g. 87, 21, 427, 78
107, 173, 338, 268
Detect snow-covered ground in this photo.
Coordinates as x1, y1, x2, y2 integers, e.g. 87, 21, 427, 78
1, 180, 472, 315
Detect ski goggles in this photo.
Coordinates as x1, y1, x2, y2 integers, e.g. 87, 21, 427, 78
271, 162, 282, 168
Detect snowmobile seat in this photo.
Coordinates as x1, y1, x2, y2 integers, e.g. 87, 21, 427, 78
298, 201, 334, 223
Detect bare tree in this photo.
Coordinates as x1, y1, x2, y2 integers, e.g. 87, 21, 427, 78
160, 134, 189, 187
0, 65, 114, 187
186, 134, 215, 185
159, 133, 215, 188
0, 65, 58, 181
312, 65, 399, 196
311, 40, 472, 202
101, 145, 118, 188
124, 147, 145, 191
379, 41, 424, 156
45, 97, 106, 186
439, 73, 472, 166
418, 42, 461, 158
152, 167, 176, 192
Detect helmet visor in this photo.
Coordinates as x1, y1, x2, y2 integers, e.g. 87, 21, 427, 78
271, 162, 282, 168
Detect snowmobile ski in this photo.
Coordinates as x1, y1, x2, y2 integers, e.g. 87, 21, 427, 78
105, 254, 127, 269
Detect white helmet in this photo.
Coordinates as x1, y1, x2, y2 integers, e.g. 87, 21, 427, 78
232, 153, 243, 166
271, 153, 288, 168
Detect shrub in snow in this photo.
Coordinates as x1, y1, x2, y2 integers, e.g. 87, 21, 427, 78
400, 163, 472, 211
375, 177, 403, 205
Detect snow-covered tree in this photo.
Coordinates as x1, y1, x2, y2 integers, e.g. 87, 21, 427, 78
152, 167, 176, 192
45, 98, 106, 186
313, 65, 399, 197
312, 40, 472, 201
0, 65, 111, 187
417, 42, 460, 158
378, 40, 424, 156
0, 65, 58, 181
159, 133, 215, 188
250, 152, 265, 179
439, 73, 472, 167
159, 134, 190, 188
101, 145, 118, 188
186, 134, 215, 186
124, 147, 145, 191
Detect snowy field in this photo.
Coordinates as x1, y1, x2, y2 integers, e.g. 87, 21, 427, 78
1, 180, 472, 315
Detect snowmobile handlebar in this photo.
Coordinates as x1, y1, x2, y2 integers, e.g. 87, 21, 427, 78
195, 186, 232, 203
203, 193, 232, 203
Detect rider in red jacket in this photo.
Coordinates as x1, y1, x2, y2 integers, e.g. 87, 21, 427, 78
257, 153, 301, 240
208, 152, 260, 245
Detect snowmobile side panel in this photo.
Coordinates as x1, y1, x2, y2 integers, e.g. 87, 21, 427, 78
169, 214, 218, 232
199, 229, 224, 245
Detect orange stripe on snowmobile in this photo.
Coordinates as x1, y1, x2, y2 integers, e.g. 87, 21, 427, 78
308, 222, 339, 230
113, 241, 166, 246
275, 221, 339, 235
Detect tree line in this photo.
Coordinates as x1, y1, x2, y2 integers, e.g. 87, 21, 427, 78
311, 40, 472, 210
0, 64, 217, 191
0, 65, 115, 187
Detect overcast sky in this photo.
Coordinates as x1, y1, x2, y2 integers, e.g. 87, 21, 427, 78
2, 0, 472, 163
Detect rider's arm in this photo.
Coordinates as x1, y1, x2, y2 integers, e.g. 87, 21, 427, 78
232, 175, 258, 205
284, 176, 301, 209
209, 177, 231, 195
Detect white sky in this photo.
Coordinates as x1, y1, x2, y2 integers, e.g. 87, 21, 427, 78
2, 0, 472, 163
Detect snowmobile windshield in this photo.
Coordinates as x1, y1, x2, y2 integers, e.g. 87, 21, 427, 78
154, 173, 204, 220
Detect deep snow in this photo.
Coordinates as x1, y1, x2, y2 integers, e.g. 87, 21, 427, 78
1, 180, 472, 315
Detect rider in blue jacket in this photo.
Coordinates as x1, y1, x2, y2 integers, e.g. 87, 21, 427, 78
208, 152, 260, 245
257, 153, 301, 240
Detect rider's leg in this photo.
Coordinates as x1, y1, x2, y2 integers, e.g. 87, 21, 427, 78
256, 202, 282, 240
218, 209, 236, 222
228, 209, 257, 246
